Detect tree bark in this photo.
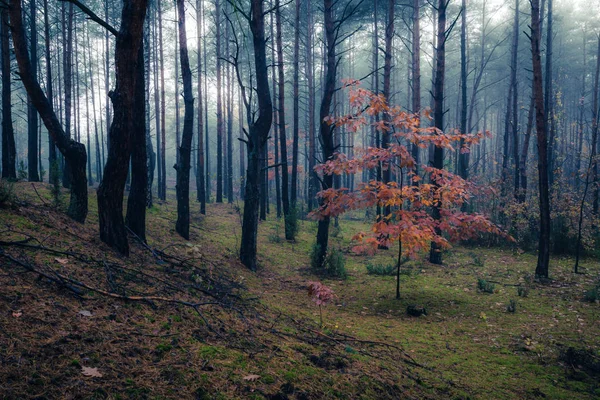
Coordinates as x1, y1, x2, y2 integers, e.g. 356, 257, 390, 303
27, 0, 40, 182
314, 0, 337, 268
215, 0, 223, 203
530, 0, 550, 279
96, 0, 149, 255
125, 44, 148, 241
62, 4, 73, 188
291, 0, 300, 208
276, 0, 292, 239
1, 8, 16, 180
9, 0, 87, 222
174, 0, 195, 240
158, 0, 166, 201
458, 0, 468, 180
411, 0, 420, 180
196, 0, 206, 213
240, 0, 273, 270
429, 0, 447, 265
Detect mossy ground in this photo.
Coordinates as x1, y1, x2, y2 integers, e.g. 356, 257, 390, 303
0, 182, 599, 399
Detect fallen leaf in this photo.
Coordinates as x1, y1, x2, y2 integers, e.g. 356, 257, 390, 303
55, 258, 69, 265
243, 374, 260, 382
12, 310, 22, 318
79, 310, 93, 317
81, 367, 103, 378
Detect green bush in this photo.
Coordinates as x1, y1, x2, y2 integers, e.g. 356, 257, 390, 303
506, 299, 516, 313
366, 262, 396, 276
268, 225, 283, 243
517, 286, 529, 297
17, 160, 27, 181
583, 286, 599, 303
477, 278, 495, 294
50, 161, 62, 208
0, 179, 15, 208
284, 206, 299, 240
469, 252, 484, 267
311, 243, 347, 279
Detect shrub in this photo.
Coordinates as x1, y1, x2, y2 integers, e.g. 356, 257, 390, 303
469, 252, 484, 267
366, 262, 396, 276
0, 179, 15, 208
268, 225, 283, 243
506, 299, 516, 313
517, 286, 530, 297
50, 161, 62, 208
583, 286, 599, 303
477, 278, 495, 294
17, 160, 27, 181
285, 206, 299, 240
311, 243, 347, 279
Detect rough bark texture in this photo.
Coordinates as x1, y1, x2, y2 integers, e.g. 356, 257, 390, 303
27, 0, 39, 182
62, 4, 73, 188
458, 0, 468, 179
314, 0, 337, 269
97, 0, 148, 255
125, 45, 148, 241
530, 0, 550, 278
196, 0, 206, 214
291, 0, 300, 208
174, 0, 195, 240
240, 0, 273, 271
429, 0, 447, 265
276, 0, 292, 239
215, 0, 223, 203
9, 0, 87, 222
1, 8, 16, 180
411, 0, 420, 180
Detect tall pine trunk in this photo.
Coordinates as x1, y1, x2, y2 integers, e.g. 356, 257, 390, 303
1, 8, 16, 180
530, 0, 550, 279
429, 0, 447, 265
240, 0, 273, 270
9, 0, 87, 222
174, 0, 194, 239
97, 0, 149, 255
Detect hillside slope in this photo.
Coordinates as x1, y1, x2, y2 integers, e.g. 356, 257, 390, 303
1, 182, 599, 399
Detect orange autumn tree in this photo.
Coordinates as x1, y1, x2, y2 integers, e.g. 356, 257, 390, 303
311, 81, 510, 299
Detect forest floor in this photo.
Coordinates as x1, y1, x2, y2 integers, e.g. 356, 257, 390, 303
0, 182, 599, 400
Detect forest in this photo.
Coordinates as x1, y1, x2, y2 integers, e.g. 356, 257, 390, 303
0, 0, 599, 398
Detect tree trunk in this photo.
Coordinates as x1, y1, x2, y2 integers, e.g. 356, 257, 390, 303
545, 0, 554, 188
530, 0, 550, 279
511, 0, 520, 199
144, 17, 154, 208
458, 0, 468, 180
174, 0, 194, 239
429, 0, 447, 265
62, 4, 73, 188
43, 0, 56, 184
306, 1, 316, 212
27, 0, 40, 182
276, 0, 292, 239
97, 0, 149, 255
196, 0, 206, 213
215, 0, 223, 203
125, 44, 148, 240
1, 8, 16, 180
314, 0, 337, 269
158, 0, 167, 200
9, 0, 87, 221
291, 0, 300, 208
240, 0, 273, 270
411, 0, 420, 179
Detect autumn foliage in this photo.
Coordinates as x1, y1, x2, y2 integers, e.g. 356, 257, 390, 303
311, 80, 510, 259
